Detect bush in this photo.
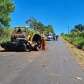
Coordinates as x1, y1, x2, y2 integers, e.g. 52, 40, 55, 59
75, 38, 84, 49
62, 34, 84, 50
0, 28, 12, 44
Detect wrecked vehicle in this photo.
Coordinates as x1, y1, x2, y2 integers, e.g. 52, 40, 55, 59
1, 28, 41, 51
1, 28, 31, 51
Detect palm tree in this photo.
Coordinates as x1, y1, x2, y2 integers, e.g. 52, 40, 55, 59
74, 24, 84, 32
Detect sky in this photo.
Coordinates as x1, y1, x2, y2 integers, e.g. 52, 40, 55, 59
11, 0, 84, 34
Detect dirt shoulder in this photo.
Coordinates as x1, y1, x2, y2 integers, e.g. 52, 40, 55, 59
61, 37, 84, 69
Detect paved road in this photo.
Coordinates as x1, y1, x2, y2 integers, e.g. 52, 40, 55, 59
0, 40, 84, 84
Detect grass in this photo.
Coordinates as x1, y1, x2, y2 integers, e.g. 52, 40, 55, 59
0, 28, 12, 44
0, 35, 11, 44
62, 35, 84, 50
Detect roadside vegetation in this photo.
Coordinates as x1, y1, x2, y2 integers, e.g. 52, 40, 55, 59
0, 28, 13, 43
0, 0, 15, 43
61, 24, 84, 50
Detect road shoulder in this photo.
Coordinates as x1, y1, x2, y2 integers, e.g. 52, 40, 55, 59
61, 37, 84, 69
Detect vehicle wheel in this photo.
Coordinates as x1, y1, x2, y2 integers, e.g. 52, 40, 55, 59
34, 45, 40, 51
25, 48, 31, 52
26, 43, 33, 51
23, 43, 29, 51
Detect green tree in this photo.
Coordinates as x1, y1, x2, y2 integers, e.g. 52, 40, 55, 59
26, 17, 54, 34
74, 24, 84, 32
0, 0, 15, 27
26, 17, 37, 29
45, 25, 54, 33
26, 17, 44, 33
71, 24, 84, 37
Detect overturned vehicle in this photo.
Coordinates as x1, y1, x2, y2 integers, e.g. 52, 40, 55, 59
1, 29, 41, 51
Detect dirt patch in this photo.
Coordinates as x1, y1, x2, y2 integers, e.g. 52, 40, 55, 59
61, 37, 84, 69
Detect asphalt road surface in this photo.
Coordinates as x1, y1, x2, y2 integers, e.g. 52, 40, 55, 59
0, 40, 84, 84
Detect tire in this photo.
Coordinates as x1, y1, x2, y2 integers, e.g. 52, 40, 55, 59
34, 45, 40, 51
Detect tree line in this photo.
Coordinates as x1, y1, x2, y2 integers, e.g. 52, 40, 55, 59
61, 24, 84, 50
26, 17, 54, 35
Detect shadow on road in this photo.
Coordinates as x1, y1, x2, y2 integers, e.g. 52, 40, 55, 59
0, 49, 30, 52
